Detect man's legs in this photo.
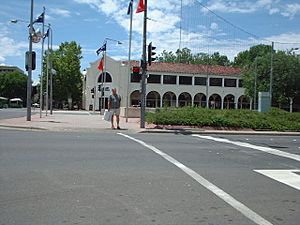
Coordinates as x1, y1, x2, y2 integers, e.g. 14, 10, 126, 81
116, 115, 120, 129
111, 112, 115, 129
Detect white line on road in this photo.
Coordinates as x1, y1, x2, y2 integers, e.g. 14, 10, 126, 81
118, 133, 273, 225
254, 170, 300, 191
192, 135, 300, 162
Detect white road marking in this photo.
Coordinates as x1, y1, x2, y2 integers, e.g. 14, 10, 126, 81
118, 133, 273, 225
254, 170, 300, 191
192, 135, 300, 162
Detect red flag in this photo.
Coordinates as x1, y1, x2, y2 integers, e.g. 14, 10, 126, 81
97, 57, 104, 71
136, 0, 145, 13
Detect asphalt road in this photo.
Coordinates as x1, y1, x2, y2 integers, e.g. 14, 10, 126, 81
0, 108, 38, 120
0, 129, 299, 225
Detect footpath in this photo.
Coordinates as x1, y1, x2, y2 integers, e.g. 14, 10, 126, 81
0, 110, 299, 135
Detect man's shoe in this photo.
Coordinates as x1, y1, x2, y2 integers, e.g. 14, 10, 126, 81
117, 126, 121, 130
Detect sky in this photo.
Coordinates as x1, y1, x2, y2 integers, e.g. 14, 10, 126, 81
0, 0, 300, 84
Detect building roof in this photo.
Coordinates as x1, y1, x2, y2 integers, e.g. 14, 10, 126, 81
128, 61, 241, 76
0, 65, 24, 74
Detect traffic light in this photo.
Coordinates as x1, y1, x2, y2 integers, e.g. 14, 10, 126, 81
132, 66, 141, 81
147, 42, 156, 66
25, 51, 36, 71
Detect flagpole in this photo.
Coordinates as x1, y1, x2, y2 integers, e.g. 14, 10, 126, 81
39, 7, 45, 118
103, 47, 107, 114
46, 25, 50, 116
126, 0, 133, 123
49, 24, 53, 115
140, 0, 147, 128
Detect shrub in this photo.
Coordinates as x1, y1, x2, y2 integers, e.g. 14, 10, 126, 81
145, 107, 300, 131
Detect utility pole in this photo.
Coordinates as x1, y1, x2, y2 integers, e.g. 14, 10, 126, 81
254, 57, 257, 110
27, 0, 34, 121
269, 41, 274, 106
140, 0, 147, 128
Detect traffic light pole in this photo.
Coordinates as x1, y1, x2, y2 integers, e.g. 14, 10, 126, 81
140, 0, 147, 128
27, 0, 34, 121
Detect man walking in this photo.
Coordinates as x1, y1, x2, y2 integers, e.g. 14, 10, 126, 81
108, 88, 121, 129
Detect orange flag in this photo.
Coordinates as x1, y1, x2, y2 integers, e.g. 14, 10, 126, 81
97, 57, 104, 71
136, 0, 145, 13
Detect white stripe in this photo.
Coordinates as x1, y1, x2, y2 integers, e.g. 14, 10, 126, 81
255, 170, 300, 191
118, 133, 273, 225
192, 135, 300, 162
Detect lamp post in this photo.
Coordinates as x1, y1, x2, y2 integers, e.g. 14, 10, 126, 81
99, 38, 122, 114
289, 48, 299, 113
11, 2, 35, 121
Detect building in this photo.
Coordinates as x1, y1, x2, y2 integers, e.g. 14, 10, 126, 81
83, 56, 249, 117
0, 66, 24, 74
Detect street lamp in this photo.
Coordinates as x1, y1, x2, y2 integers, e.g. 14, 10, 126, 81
99, 38, 122, 114
10, 1, 35, 121
288, 47, 299, 113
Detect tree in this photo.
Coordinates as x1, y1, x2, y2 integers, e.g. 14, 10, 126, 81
48, 41, 83, 109
158, 47, 230, 66
237, 44, 300, 110
233, 44, 272, 68
0, 71, 27, 105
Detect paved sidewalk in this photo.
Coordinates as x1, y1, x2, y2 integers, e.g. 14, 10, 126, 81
0, 110, 299, 135
0, 110, 143, 132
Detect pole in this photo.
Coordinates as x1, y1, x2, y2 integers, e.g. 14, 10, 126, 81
140, 0, 147, 128
49, 24, 53, 115
27, 0, 34, 121
101, 48, 107, 114
46, 27, 50, 116
254, 57, 257, 110
126, 0, 133, 123
270, 41, 274, 106
99, 53, 104, 114
39, 7, 45, 118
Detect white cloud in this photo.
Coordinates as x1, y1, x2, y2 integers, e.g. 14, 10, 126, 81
49, 8, 72, 17
210, 22, 219, 30
0, 36, 27, 63
281, 3, 300, 19
204, 0, 300, 19
269, 8, 279, 15
73, 0, 300, 63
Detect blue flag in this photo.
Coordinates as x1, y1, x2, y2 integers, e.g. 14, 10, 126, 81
127, 0, 133, 15
33, 12, 44, 24
96, 43, 106, 55
43, 28, 49, 39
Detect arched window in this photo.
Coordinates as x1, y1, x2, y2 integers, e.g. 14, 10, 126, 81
162, 92, 176, 107
98, 72, 112, 83
146, 91, 161, 108
178, 92, 192, 107
194, 93, 206, 107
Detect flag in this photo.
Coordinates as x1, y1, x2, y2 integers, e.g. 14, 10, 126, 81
136, 0, 144, 13
127, 0, 133, 15
43, 28, 49, 39
96, 43, 106, 55
33, 12, 44, 24
97, 57, 104, 71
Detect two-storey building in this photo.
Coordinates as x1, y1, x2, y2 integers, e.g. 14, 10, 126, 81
83, 56, 250, 117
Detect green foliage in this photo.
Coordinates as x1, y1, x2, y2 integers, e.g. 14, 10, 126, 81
236, 45, 300, 107
0, 71, 27, 104
48, 41, 83, 109
158, 47, 230, 66
146, 107, 300, 131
